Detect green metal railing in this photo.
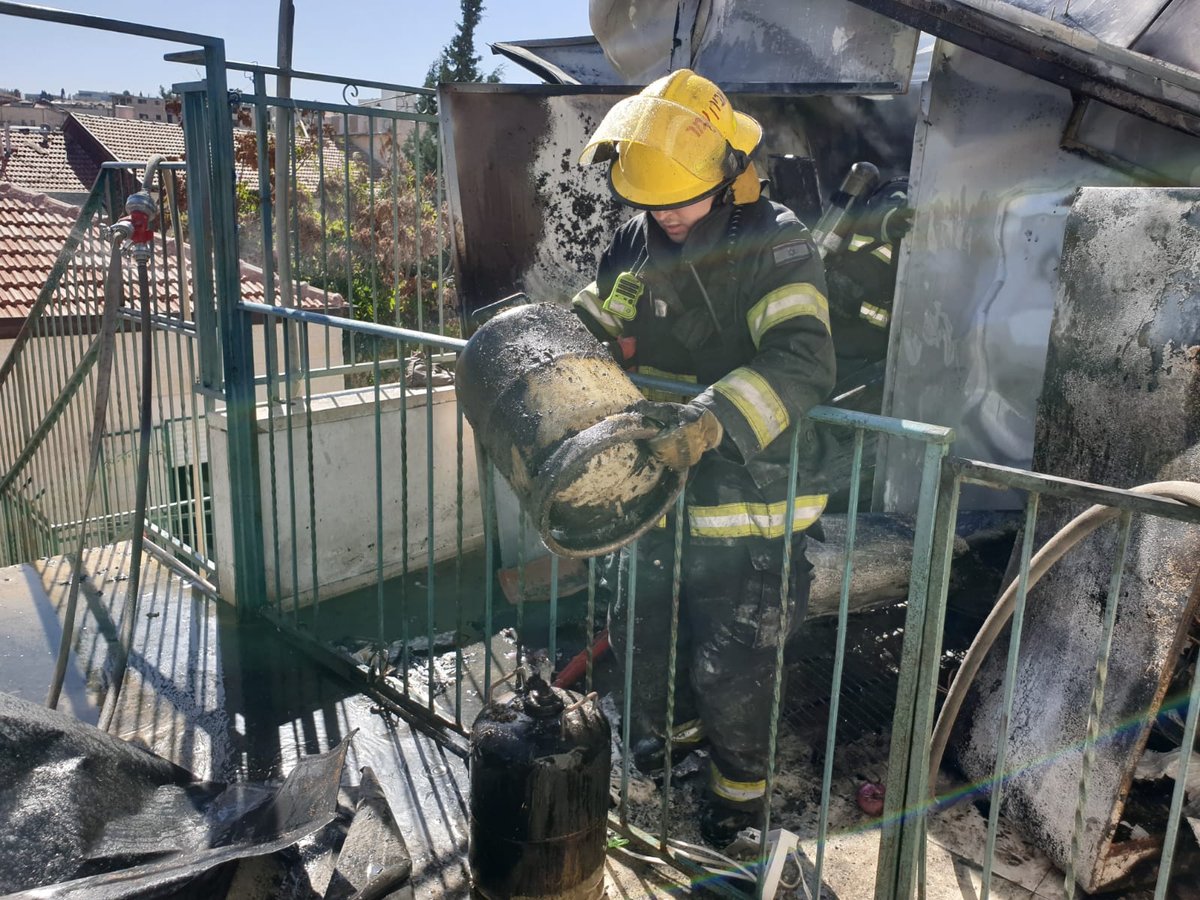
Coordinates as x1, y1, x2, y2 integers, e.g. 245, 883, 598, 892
0, 165, 214, 574
230, 304, 1200, 899
5, 6, 1199, 897
235, 296, 960, 898
0, 0, 259, 601
919, 459, 1200, 900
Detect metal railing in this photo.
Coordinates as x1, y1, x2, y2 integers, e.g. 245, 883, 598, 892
224, 60, 453, 371
919, 459, 1200, 900
0, 165, 214, 574
228, 296, 1200, 898
233, 296, 961, 899
169, 64, 457, 614
5, 6, 1197, 897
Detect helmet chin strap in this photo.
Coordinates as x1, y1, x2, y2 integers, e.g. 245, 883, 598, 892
718, 143, 759, 205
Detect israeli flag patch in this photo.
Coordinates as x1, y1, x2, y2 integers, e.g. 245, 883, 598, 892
773, 239, 812, 266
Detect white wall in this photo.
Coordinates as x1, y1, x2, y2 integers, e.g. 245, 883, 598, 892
209, 382, 483, 611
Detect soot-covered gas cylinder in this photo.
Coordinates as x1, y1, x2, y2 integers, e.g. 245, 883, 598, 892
455, 302, 685, 558
469, 673, 611, 900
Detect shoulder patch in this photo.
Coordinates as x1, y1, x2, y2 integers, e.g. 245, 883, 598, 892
773, 239, 813, 267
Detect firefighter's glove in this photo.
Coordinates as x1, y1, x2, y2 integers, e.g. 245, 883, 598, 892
641, 401, 723, 470
877, 205, 915, 244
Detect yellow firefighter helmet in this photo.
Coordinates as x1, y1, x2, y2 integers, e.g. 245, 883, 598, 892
579, 69, 762, 210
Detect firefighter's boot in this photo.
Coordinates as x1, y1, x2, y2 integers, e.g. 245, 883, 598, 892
632, 718, 707, 777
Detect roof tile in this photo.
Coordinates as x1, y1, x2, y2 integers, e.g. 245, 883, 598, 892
68, 112, 186, 163
0, 128, 99, 196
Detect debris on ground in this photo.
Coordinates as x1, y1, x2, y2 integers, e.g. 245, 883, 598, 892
0, 691, 359, 898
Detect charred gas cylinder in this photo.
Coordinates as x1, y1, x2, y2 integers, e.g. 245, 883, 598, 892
455, 302, 685, 557
469, 673, 611, 900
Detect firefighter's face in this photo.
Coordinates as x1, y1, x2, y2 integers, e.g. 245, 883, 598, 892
651, 196, 715, 243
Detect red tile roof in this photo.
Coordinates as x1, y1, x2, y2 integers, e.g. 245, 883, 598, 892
66, 112, 186, 163
0, 182, 344, 336
0, 184, 80, 325
66, 113, 351, 195
0, 127, 99, 197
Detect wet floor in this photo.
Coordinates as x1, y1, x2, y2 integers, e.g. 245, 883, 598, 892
0, 545, 472, 895
4, 544, 1191, 898
0, 545, 684, 898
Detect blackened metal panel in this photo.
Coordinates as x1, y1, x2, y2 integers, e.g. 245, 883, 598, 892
489, 37, 622, 86
877, 43, 1133, 513
1000, 0, 1169, 45
848, 0, 1200, 136
690, 0, 922, 90
440, 86, 628, 319
578, 0, 920, 89
1062, 0, 1200, 183
1063, 98, 1200, 183
954, 186, 1200, 893
441, 84, 920, 320
1136, 0, 1200, 64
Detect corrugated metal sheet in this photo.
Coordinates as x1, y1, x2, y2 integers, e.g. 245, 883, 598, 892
500, 0, 920, 90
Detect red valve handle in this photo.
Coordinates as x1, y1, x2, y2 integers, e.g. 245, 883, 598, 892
129, 209, 154, 244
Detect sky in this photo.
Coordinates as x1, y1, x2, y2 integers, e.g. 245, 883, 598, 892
1, 1, 594, 102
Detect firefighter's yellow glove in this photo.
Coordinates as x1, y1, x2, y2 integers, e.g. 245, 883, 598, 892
643, 403, 723, 470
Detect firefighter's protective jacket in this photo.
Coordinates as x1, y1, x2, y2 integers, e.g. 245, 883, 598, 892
573, 196, 836, 546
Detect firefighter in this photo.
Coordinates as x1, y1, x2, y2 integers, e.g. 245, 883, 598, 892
571, 69, 836, 846
825, 177, 913, 379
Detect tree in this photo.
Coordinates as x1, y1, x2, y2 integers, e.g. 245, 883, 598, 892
405, 0, 502, 172
229, 128, 455, 343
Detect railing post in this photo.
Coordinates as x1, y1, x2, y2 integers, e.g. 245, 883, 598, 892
875, 444, 959, 900
196, 47, 267, 614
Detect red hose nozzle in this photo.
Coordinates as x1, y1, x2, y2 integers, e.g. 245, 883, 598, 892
124, 190, 157, 244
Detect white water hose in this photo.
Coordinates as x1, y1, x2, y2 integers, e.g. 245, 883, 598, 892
929, 481, 1200, 794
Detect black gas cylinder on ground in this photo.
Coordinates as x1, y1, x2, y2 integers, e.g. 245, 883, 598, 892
469, 673, 611, 899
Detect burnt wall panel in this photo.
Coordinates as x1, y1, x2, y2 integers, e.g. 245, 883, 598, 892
878, 43, 1134, 512
954, 186, 1200, 893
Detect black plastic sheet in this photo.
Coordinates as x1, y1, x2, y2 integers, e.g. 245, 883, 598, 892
0, 692, 350, 898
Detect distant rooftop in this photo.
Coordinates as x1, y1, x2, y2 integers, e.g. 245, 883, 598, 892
0, 126, 98, 198
0, 182, 345, 338
66, 112, 185, 163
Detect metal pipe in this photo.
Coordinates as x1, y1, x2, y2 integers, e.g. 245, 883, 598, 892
95, 169, 161, 731
0, 1, 224, 48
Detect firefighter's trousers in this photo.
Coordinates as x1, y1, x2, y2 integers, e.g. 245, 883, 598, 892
602, 527, 813, 796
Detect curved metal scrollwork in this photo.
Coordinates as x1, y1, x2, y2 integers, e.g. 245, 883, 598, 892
342, 82, 360, 105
